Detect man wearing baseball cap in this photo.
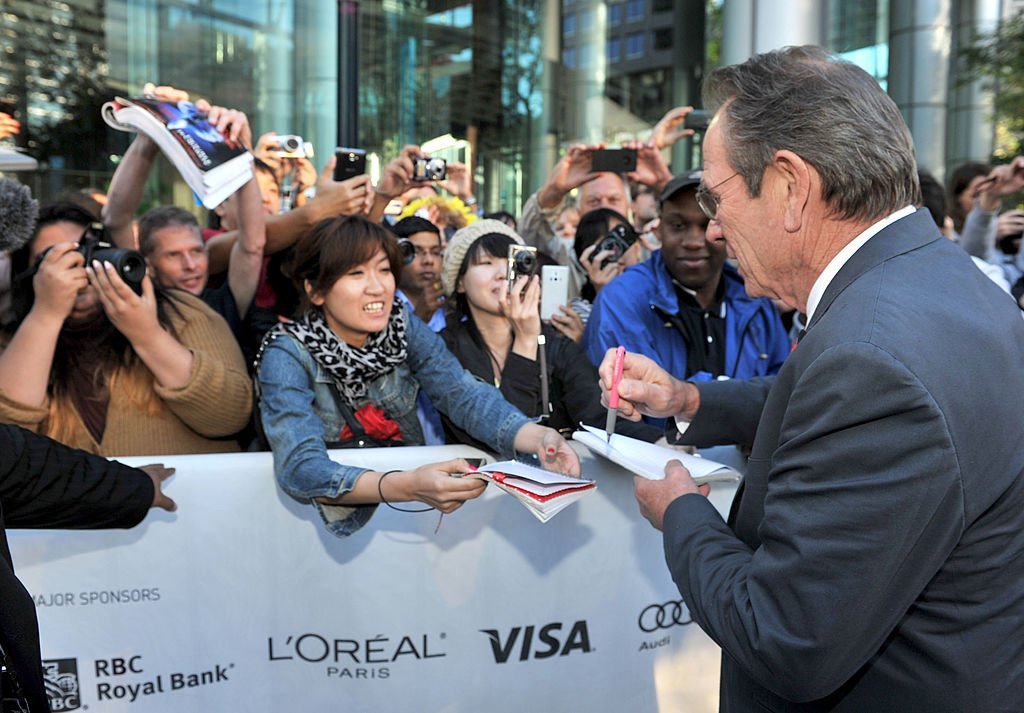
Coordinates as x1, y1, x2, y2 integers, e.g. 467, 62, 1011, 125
582, 170, 790, 427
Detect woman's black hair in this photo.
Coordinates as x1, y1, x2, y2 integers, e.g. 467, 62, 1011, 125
6, 200, 184, 403
573, 208, 634, 302
947, 161, 990, 234
445, 232, 518, 326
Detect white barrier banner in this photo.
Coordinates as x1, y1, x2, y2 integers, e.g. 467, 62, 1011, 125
9, 444, 737, 712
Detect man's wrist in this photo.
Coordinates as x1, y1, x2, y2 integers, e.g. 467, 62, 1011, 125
537, 183, 568, 212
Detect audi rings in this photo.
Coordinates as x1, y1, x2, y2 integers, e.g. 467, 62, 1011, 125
638, 600, 693, 632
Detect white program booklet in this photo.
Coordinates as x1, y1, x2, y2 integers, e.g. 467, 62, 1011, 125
572, 424, 740, 484
467, 460, 596, 523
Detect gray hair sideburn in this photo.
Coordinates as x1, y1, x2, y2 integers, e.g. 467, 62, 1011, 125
703, 45, 920, 223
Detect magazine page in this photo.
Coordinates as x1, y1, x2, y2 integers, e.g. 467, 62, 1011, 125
573, 424, 740, 484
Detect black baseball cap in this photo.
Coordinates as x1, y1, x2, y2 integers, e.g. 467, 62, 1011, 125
659, 169, 703, 205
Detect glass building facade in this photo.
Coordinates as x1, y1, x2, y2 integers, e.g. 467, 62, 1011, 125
0, 0, 714, 214
0, 0, 1004, 212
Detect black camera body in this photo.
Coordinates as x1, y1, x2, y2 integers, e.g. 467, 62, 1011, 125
413, 157, 447, 181
77, 222, 148, 295
596, 223, 638, 268
507, 245, 538, 286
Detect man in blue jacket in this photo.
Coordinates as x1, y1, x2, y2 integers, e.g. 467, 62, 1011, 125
583, 170, 790, 425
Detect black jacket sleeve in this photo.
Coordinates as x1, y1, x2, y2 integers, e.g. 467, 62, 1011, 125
0, 425, 155, 530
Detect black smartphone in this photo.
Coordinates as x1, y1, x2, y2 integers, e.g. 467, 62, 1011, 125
333, 147, 366, 181
590, 148, 637, 173
684, 110, 712, 132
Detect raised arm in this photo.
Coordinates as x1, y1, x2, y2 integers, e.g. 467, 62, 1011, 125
366, 144, 424, 224
103, 135, 159, 249
199, 100, 266, 318
206, 158, 370, 274
103, 83, 190, 249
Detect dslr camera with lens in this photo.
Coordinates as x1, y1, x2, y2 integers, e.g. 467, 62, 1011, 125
596, 223, 639, 269
413, 157, 447, 181
74, 222, 148, 295
507, 245, 538, 288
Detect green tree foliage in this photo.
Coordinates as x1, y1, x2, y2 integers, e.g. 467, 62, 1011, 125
959, 9, 1024, 157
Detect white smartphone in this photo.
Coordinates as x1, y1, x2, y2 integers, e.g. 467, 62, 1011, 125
540, 265, 570, 321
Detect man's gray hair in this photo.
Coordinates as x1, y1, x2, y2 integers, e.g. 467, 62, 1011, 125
704, 45, 920, 222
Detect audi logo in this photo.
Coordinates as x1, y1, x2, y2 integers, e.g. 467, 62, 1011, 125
638, 600, 693, 632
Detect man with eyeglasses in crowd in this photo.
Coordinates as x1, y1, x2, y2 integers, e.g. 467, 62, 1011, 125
583, 170, 790, 427
600, 46, 1024, 712
390, 216, 448, 445
392, 216, 447, 332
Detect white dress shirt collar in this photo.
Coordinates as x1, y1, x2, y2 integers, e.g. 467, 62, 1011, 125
805, 205, 917, 322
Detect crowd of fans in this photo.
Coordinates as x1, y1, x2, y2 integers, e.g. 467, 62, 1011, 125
1, 81, 1023, 538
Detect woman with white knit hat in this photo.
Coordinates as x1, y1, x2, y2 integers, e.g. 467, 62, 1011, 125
439, 220, 661, 447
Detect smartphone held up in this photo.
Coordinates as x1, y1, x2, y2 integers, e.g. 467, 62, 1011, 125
333, 147, 367, 181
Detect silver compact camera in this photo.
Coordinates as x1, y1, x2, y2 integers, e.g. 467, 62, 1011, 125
413, 157, 447, 181
272, 134, 311, 158
507, 245, 538, 287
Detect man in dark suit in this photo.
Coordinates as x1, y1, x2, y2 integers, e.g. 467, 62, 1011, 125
0, 426, 175, 711
600, 46, 1024, 712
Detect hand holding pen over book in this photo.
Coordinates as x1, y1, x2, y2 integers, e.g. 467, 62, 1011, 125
598, 348, 701, 425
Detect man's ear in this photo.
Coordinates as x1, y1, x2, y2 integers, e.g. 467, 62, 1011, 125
771, 149, 812, 233
144, 257, 156, 279
304, 279, 324, 306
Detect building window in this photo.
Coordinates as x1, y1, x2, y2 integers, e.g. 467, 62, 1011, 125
625, 31, 643, 58
609, 3, 622, 25
564, 12, 576, 38
607, 36, 622, 63
652, 0, 672, 11
626, 0, 644, 22
563, 47, 577, 68
653, 27, 671, 50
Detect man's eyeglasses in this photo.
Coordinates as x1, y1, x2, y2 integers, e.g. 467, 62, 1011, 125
695, 172, 740, 220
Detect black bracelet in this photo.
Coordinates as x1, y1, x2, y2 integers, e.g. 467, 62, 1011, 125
377, 470, 434, 513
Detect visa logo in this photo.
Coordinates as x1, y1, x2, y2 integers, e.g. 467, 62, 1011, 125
479, 620, 592, 663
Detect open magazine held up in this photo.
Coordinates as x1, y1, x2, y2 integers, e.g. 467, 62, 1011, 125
466, 461, 595, 523
101, 96, 253, 209
573, 424, 740, 484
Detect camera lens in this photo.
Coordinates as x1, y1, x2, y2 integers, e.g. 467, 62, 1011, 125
277, 136, 301, 152
398, 239, 416, 265
92, 247, 147, 295
514, 251, 536, 274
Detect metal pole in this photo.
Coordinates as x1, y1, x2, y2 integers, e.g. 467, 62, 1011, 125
338, 1, 359, 147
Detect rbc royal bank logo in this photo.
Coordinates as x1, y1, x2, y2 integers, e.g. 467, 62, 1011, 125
41, 658, 80, 711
